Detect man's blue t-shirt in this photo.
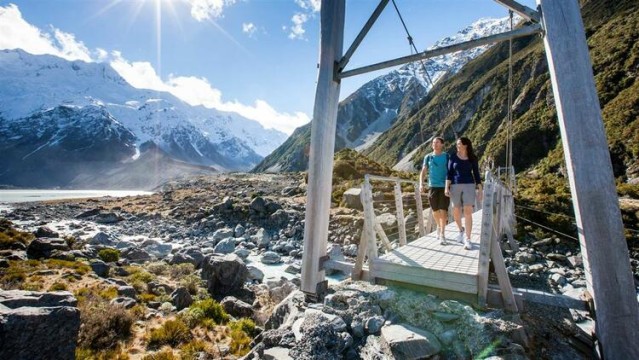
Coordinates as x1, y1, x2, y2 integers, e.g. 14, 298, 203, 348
423, 152, 448, 188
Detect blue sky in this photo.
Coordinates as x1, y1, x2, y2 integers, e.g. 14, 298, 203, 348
0, 0, 535, 134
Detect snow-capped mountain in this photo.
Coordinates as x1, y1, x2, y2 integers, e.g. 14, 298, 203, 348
0, 49, 288, 188
254, 16, 516, 172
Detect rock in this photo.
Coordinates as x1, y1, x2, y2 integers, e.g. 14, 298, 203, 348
27, 238, 69, 259
250, 197, 267, 213
342, 188, 363, 210
169, 252, 197, 267
254, 228, 271, 249
515, 252, 536, 264
532, 238, 553, 248
110, 297, 137, 309
284, 264, 301, 274
120, 247, 153, 263
89, 259, 111, 277
89, 232, 113, 246
550, 273, 567, 286
214, 238, 236, 254
201, 254, 249, 296
0, 289, 80, 360
221, 296, 254, 318
247, 266, 265, 282
234, 248, 250, 259
381, 323, 442, 359
528, 264, 545, 273
432, 312, 460, 322
234, 224, 246, 237
547, 253, 567, 262
365, 315, 385, 335
439, 329, 457, 346
0, 258, 9, 268
263, 347, 293, 360
270, 209, 289, 227
117, 286, 137, 299
213, 228, 234, 242
281, 186, 301, 196
170, 287, 193, 310
148, 282, 174, 296
343, 244, 358, 257
33, 226, 59, 238
75, 208, 100, 219
376, 213, 397, 228
289, 312, 344, 359
568, 255, 583, 268
95, 212, 123, 224
261, 251, 282, 265
265, 290, 306, 330
141, 239, 172, 258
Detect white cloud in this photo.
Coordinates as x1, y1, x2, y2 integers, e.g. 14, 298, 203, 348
288, 0, 320, 40
108, 54, 309, 134
189, 0, 237, 21
294, 0, 320, 12
288, 13, 308, 40
0, 3, 307, 135
242, 22, 256, 37
0, 4, 91, 62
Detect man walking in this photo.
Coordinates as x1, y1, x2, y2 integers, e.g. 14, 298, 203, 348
419, 137, 450, 245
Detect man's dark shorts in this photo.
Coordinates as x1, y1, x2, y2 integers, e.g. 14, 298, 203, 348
428, 187, 450, 211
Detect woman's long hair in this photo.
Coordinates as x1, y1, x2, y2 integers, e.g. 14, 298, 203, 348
459, 137, 477, 161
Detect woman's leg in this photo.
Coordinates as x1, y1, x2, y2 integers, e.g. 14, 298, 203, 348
463, 205, 474, 239
453, 206, 462, 231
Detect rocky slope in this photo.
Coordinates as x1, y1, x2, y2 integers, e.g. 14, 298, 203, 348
253, 17, 516, 173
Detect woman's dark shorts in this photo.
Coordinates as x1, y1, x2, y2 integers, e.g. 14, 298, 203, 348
428, 187, 450, 211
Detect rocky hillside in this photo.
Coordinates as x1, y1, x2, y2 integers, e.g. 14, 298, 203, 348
253, 17, 516, 173
364, 0, 639, 183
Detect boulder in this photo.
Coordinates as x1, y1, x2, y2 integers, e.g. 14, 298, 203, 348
120, 247, 153, 263
141, 239, 172, 258
289, 312, 344, 359
261, 251, 282, 265
27, 238, 70, 259
247, 266, 265, 282
265, 290, 306, 330
201, 254, 249, 296
90, 260, 110, 277
380, 323, 442, 359
221, 296, 255, 319
110, 297, 137, 309
254, 228, 271, 249
95, 212, 123, 224
269, 209, 289, 227
89, 232, 114, 246
214, 238, 236, 254
234, 224, 246, 237
170, 287, 193, 310
0, 290, 80, 360
33, 226, 59, 238
213, 228, 234, 242
250, 197, 267, 214
342, 188, 363, 210
117, 286, 137, 299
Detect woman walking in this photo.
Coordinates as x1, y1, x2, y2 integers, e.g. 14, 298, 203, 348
445, 137, 482, 250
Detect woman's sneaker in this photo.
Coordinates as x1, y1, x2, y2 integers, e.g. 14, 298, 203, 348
464, 237, 472, 250
440, 232, 447, 245
456, 228, 465, 243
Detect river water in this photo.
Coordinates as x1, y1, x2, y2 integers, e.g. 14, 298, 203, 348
0, 189, 153, 204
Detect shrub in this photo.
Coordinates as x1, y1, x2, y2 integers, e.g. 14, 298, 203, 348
179, 307, 205, 329
148, 319, 191, 348
49, 282, 68, 291
147, 261, 170, 275
78, 298, 134, 350
129, 269, 156, 284
230, 318, 258, 337
169, 263, 195, 279
139, 293, 157, 303
75, 347, 130, 360
98, 286, 119, 300
180, 340, 209, 360
229, 327, 252, 356
98, 248, 120, 263
189, 299, 229, 325
179, 274, 202, 295
0, 219, 34, 249
142, 350, 178, 360
46, 259, 91, 274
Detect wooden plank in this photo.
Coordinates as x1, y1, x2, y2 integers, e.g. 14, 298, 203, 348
538, 0, 639, 357
414, 185, 426, 237
477, 180, 495, 308
374, 222, 393, 251
425, 208, 435, 234
301, 0, 345, 295
337, 0, 390, 71
394, 181, 407, 246
490, 228, 518, 312
372, 261, 478, 293
339, 24, 542, 79
324, 259, 354, 274
487, 287, 525, 311
351, 228, 368, 281
493, 0, 540, 23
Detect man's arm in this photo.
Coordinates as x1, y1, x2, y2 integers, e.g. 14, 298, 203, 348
419, 166, 427, 193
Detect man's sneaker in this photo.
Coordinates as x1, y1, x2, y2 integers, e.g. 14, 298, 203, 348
464, 237, 472, 250
456, 228, 465, 243
440, 232, 447, 245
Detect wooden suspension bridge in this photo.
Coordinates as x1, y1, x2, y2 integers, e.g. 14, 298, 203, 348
300, 0, 639, 358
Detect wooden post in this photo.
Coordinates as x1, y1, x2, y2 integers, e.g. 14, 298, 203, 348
394, 181, 407, 246
477, 180, 495, 308
490, 227, 518, 312
414, 182, 426, 237
538, 0, 639, 357
301, 0, 345, 296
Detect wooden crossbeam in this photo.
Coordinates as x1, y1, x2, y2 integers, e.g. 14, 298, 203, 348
493, 0, 541, 23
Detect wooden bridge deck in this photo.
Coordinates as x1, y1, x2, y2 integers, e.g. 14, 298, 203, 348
371, 209, 484, 294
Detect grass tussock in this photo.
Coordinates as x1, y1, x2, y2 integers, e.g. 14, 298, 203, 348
147, 319, 192, 348
97, 248, 120, 263
77, 297, 134, 351
0, 219, 34, 249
